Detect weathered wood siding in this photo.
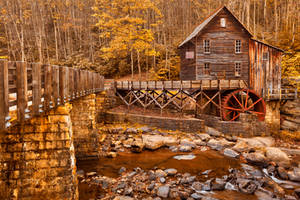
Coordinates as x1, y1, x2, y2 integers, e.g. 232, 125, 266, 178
195, 9, 250, 81
180, 41, 196, 80
249, 40, 282, 96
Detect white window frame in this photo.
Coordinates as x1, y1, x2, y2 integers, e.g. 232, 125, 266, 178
235, 62, 241, 77
235, 40, 242, 53
220, 18, 226, 27
204, 40, 210, 54
263, 52, 269, 61
185, 51, 194, 59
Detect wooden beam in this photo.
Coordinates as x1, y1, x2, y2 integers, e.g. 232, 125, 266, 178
16, 61, 28, 123
0, 60, 8, 129
32, 63, 41, 116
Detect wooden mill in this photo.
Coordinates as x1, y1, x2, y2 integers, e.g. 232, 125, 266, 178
115, 6, 297, 127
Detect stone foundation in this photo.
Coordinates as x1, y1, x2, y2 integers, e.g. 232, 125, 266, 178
100, 111, 205, 133
70, 94, 100, 160
265, 101, 281, 132
0, 105, 78, 200
196, 114, 269, 136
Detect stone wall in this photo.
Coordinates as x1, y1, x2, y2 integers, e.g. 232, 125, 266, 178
265, 101, 281, 132
196, 114, 269, 136
280, 99, 300, 131
70, 94, 100, 160
100, 111, 205, 133
0, 105, 78, 200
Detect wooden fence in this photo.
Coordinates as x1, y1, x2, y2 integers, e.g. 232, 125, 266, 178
0, 60, 104, 130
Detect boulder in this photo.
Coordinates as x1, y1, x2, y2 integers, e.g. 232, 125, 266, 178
207, 138, 234, 150
157, 185, 170, 198
223, 148, 239, 158
179, 145, 193, 152
198, 133, 211, 141
288, 168, 300, 182
234, 137, 275, 152
206, 126, 222, 137
245, 152, 268, 167
164, 168, 177, 176
142, 135, 177, 150
265, 147, 290, 165
131, 138, 144, 153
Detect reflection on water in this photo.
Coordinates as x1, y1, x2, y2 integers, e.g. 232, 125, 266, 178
77, 149, 240, 178
77, 149, 259, 200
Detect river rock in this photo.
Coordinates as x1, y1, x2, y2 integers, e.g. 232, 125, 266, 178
198, 133, 211, 141
191, 182, 203, 191
138, 126, 152, 133
288, 168, 300, 182
206, 126, 222, 137
164, 168, 177, 176
225, 182, 238, 191
173, 154, 196, 160
223, 148, 239, 158
194, 139, 206, 146
113, 196, 134, 200
191, 193, 202, 199
169, 188, 180, 199
265, 147, 290, 165
277, 167, 289, 180
179, 145, 193, 152
211, 178, 226, 190
131, 138, 144, 153
142, 135, 177, 150
245, 152, 268, 167
123, 138, 134, 148
237, 178, 257, 194
155, 169, 167, 178
180, 139, 196, 148
157, 185, 170, 198
125, 128, 138, 134
234, 137, 275, 152
207, 138, 233, 150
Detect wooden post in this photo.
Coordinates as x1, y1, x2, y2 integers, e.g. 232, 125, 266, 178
69, 68, 74, 99
0, 60, 9, 129
32, 63, 41, 116
16, 61, 28, 123
59, 67, 67, 104
218, 80, 222, 118
44, 64, 52, 111
52, 66, 59, 106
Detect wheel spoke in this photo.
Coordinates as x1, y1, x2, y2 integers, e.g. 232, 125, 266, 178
246, 97, 263, 110
248, 110, 265, 115
224, 110, 233, 119
245, 90, 249, 108
232, 93, 244, 109
224, 106, 243, 111
231, 112, 240, 121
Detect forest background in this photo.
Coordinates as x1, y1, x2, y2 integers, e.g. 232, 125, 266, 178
0, 0, 299, 80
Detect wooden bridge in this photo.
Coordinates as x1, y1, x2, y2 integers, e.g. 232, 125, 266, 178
0, 60, 104, 130
114, 79, 297, 121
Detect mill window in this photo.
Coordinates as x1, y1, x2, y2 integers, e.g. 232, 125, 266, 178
204, 40, 210, 53
235, 62, 241, 76
235, 40, 241, 53
263, 52, 269, 60
204, 63, 210, 75
220, 18, 226, 27
185, 51, 194, 59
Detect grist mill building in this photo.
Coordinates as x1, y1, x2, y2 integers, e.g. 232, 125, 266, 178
179, 6, 283, 97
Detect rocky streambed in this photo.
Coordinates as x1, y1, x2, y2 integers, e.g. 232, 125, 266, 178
76, 125, 300, 200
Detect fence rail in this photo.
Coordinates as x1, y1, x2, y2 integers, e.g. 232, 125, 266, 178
264, 88, 298, 100
0, 60, 104, 130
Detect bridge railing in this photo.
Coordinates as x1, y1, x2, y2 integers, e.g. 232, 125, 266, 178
0, 60, 104, 130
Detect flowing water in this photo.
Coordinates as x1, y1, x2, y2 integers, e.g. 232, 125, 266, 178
77, 149, 258, 200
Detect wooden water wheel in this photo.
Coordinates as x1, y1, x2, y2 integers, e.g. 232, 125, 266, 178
222, 89, 266, 121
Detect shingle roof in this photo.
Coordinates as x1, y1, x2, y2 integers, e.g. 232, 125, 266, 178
178, 6, 252, 48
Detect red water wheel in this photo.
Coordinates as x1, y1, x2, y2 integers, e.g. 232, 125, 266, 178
222, 89, 266, 121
